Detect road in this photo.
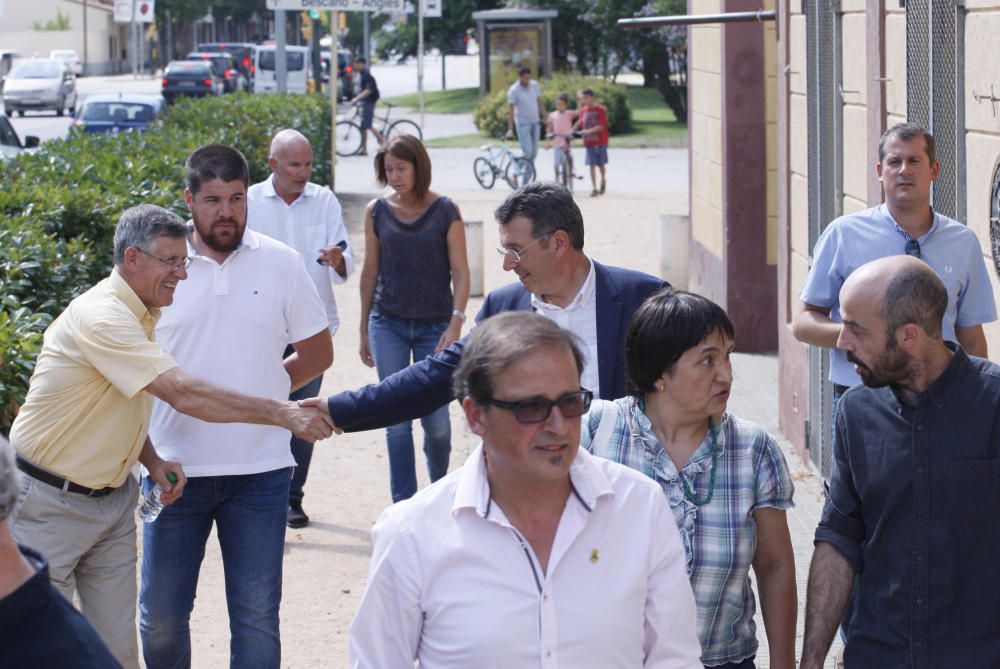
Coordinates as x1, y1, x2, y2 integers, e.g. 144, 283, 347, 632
7, 53, 482, 145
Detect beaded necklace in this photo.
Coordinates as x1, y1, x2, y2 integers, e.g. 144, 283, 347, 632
679, 416, 719, 507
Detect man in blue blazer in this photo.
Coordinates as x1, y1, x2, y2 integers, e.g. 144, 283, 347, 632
302, 181, 667, 432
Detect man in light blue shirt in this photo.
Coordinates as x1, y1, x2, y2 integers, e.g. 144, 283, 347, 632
506, 66, 546, 162
794, 123, 995, 392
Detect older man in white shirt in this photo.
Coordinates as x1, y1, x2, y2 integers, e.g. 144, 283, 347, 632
248, 128, 356, 528
349, 312, 701, 668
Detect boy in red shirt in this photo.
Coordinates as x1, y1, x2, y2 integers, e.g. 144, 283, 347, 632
574, 88, 609, 196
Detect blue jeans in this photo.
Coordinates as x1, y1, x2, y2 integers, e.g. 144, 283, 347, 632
139, 468, 292, 669
515, 121, 540, 162
283, 343, 324, 505
368, 311, 452, 502
707, 657, 755, 669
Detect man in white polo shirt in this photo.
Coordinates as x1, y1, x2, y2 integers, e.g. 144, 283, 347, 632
349, 312, 701, 667
248, 128, 355, 529
140, 144, 333, 669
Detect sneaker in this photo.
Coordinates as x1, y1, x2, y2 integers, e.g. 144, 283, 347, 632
287, 502, 309, 529
590, 189, 600, 197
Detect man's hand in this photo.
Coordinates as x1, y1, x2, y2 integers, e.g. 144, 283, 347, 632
297, 397, 344, 435
318, 244, 346, 276
280, 401, 336, 441
147, 459, 187, 506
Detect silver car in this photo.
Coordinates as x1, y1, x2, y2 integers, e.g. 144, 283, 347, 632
2, 58, 78, 117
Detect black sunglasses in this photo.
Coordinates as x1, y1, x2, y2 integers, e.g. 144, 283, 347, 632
488, 390, 593, 424
904, 238, 921, 258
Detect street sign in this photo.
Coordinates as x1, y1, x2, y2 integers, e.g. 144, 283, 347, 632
114, 0, 155, 23
266, 0, 406, 11
422, 0, 441, 18
136, 0, 155, 23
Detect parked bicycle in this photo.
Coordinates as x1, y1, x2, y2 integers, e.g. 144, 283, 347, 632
549, 131, 584, 193
472, 139, 536, 190
335, 101, 422, 157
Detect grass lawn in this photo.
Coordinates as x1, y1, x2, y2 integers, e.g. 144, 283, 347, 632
383, 87, 479, 113
419, 85, 687, 149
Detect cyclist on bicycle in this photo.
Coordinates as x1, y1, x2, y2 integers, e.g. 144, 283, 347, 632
546, 93, 577, 182
350, 57, 385, 155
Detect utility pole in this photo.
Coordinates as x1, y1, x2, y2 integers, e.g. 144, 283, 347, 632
82, 0, 88, 76
130, 0, 138, 77
275, 10, 287, 93
417, 0, 424, 127
329, 10, 338, 190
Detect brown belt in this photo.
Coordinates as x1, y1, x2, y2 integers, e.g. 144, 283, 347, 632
16, 454, 116, 498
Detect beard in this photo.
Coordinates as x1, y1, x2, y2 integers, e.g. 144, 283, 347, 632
194, 217, 244, 254
847, 340, 913, 388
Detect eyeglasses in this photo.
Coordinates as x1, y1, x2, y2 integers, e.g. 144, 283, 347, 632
139, 248, 192, 270
495, 233, 550, 265
488, 389, 593, 424
904, 238, 921, 258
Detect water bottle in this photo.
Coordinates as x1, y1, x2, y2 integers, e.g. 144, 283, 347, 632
139, 471, 178, 523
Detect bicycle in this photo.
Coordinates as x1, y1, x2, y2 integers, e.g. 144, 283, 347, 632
549, 131, 584, 193
472, 139, 536, 190
335, 101, 422, 157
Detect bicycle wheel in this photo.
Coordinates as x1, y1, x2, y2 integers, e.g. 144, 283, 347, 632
387, 119, 423, 142
505, 157, 536, 189
335, 121, 363, 157
473, 157, 496, 190
557, 152, 574, 192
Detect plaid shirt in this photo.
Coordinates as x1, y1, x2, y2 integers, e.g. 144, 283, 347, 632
582, 398, 795, 666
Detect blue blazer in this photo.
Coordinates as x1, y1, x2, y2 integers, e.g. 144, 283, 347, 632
327, 261, 667, 432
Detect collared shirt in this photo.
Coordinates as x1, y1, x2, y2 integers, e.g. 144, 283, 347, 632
799, 203, 996, 386
149, 228, 328, 477
0, 545, 122, 667
532, 258, 599, 394
9, 270, 177, 488
349, 444, 702, 669
816, 345, 1000, 668
247, 177, 355, 334
507, 79, 542, 124
582, 398, 794, 666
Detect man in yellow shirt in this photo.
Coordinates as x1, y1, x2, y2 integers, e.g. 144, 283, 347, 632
7, 203, 333, 668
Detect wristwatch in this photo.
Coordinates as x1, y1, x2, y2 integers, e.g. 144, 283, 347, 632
452, 310, 467, 322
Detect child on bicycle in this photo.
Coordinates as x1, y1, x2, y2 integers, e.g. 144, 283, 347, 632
574, 88, 609, 196
546, 93, 577, 182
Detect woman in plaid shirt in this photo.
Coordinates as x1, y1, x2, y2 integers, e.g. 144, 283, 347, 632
582, 288, 796, 669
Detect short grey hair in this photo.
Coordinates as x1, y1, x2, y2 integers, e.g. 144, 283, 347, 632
113, 204, 188, 266
452, 312, 585, 406
0, 435, 19, 522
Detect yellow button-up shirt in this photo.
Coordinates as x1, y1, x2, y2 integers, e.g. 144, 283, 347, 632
10, 270, 178, 488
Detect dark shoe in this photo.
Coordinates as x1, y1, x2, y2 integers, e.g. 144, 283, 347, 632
287, 503, 309, 529
589, 189, 600, 197
599, 180, 606, 194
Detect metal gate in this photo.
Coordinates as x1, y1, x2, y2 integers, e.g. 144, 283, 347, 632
805, 0, 842, 479
906, 0, 966, 222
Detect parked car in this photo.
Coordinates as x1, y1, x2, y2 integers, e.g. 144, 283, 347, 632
161, 60, 224, 104
72, 94, 166, 134
0, 107, 39, 161
2, 58, 77, 117
196, 42, 256, 88
320, 49, 354, 101
185, 52, 246, 93
50, 49, 83, 76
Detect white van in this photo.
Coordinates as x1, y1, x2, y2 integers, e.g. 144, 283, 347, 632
254, 46, 310, 94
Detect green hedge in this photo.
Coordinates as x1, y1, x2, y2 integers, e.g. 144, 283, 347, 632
0, 92, 333, 432
473, 74, 632, 139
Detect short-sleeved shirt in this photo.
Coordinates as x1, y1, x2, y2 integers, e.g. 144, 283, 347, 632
149, 228, 328, 477
9, 270, 178, 489
507, 79, 542, 124
579, 104, 609, 147
800, 203, 997, 386
358, 69, 379, 103
582, 398, 795, 666
247, 177, 356, 334
547, 109, 576, 148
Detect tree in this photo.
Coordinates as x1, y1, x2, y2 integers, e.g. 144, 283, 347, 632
374, 0, 502, 63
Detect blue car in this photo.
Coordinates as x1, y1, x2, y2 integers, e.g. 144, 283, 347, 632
72, 94, 166, 134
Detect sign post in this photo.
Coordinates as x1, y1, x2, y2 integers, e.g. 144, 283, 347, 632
329, 10, 338, 190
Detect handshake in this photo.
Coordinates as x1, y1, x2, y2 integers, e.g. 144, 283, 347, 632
280, 397, 342, 442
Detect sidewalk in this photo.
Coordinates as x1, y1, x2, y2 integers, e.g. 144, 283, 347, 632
152, 153, 841, 667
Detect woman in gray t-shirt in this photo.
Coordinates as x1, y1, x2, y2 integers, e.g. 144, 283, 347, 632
359, 135, 471, 502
